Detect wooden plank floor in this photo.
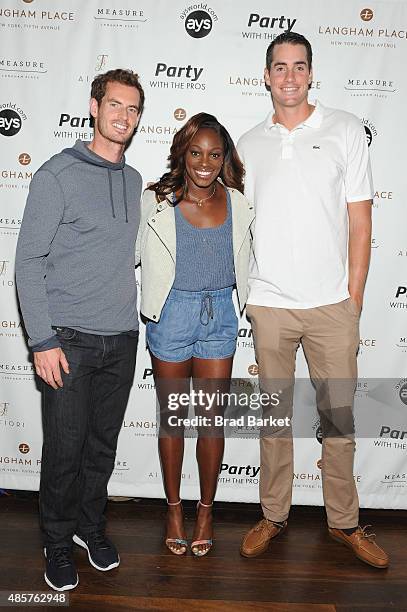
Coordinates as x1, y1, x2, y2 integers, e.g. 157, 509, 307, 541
0, 494, 406, 611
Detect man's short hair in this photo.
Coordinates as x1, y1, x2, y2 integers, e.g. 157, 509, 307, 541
266, 32, 313, 71
91, 69, 145, 114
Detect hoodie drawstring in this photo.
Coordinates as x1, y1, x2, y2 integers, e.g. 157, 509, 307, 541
122, 169, 129, 223
107, 168, 129, 223
107, 169, 116, 219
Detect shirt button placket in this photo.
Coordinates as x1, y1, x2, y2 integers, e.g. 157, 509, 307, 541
280, 127, 294, 160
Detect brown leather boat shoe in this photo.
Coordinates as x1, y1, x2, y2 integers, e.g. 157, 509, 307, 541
329, 525, 389, 568
240, 518, 286, 558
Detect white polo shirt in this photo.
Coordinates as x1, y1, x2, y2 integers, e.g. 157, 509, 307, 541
238, 101, 373, 309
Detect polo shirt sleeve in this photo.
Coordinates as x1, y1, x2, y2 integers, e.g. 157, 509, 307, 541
345, 117, 374, 203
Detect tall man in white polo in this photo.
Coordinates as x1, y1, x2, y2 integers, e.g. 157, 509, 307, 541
238, 32, 388, 568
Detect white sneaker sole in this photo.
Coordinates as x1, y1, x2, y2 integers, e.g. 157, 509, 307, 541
44, 571, 78, 592
72, 535, 120, 571
43, 548, 79, 591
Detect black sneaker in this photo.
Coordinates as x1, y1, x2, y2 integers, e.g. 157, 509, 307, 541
44, 546, 79, 591
73, 532, 119, 571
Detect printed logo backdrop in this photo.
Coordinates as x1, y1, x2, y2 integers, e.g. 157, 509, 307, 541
0, 0, 406, 509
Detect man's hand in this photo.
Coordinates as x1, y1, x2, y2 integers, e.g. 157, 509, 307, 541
349, 293, 363, 313
34, 348, 70, 389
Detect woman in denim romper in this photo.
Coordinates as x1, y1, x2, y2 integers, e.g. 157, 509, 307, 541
137, 113, 254, 556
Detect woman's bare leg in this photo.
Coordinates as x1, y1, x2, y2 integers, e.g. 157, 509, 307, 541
152, 355, 192, 553
191, 356, 234, 554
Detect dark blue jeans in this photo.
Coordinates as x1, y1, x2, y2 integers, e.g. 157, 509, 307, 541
39, 327, 138, 548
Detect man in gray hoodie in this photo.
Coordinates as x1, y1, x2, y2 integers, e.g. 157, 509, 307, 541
16, 69, 144, 591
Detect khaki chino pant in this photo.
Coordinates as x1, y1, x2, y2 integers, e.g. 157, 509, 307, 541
247, 299, 360, 529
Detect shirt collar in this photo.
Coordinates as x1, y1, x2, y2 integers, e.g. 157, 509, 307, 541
264, 100, 324, 131
303, 100, 324, 128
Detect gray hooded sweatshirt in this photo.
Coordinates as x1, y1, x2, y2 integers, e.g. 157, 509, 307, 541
15, 140, 142, 350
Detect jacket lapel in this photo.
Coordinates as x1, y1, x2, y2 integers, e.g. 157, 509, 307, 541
147, 198, 176, 261
230, 189, 255, 258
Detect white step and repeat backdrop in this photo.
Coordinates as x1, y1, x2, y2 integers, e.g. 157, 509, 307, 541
0, 0, 406, 508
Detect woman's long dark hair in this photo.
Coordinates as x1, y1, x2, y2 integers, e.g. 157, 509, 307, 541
148, 112, 244, 199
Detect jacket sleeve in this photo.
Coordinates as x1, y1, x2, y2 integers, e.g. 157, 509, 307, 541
135, 189, 155, 266
15, 169, 65, 350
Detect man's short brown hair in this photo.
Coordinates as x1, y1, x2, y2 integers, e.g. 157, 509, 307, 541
266, 32, 313, 71
91, 69, 145, 114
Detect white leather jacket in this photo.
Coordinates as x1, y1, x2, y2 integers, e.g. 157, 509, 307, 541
136, 185, 255, 322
